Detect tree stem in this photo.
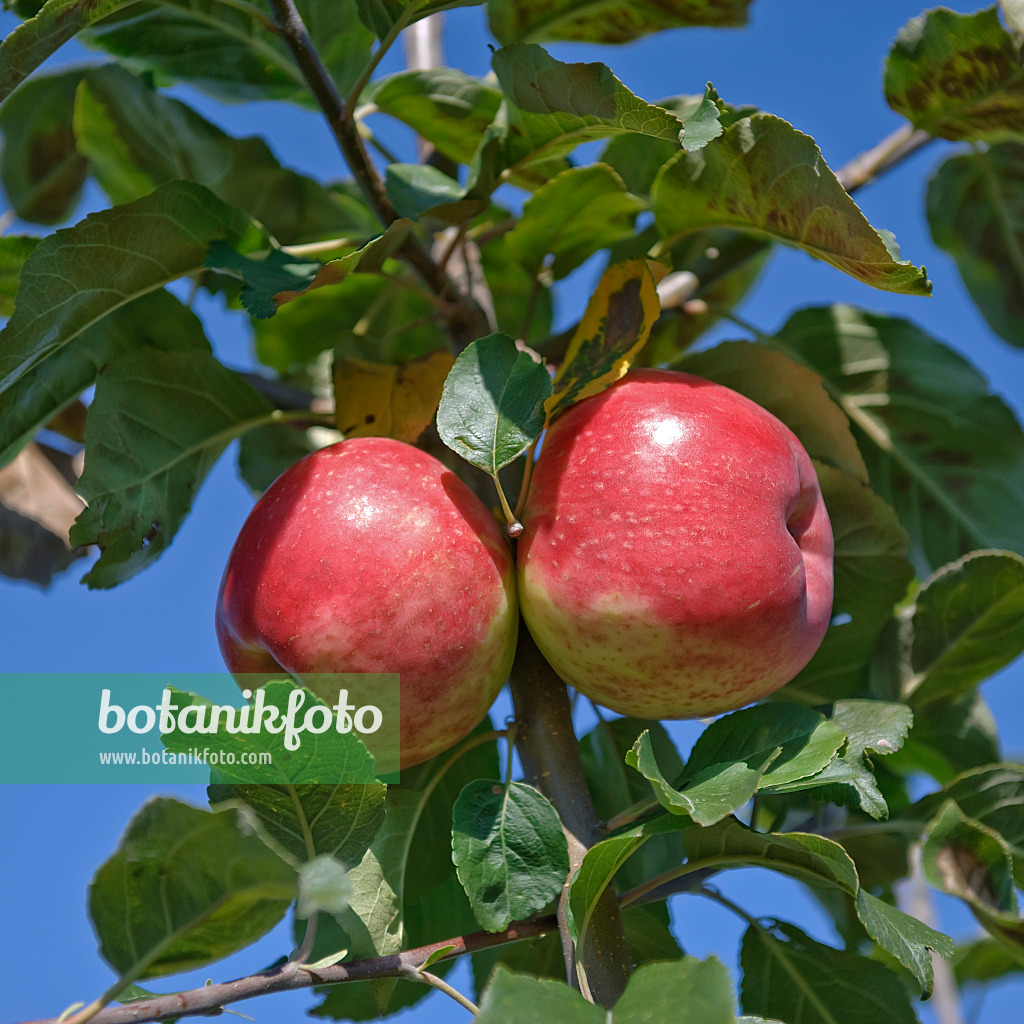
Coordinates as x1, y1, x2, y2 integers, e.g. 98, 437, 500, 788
508, 623, 632, 1007
264, 0, 489, 348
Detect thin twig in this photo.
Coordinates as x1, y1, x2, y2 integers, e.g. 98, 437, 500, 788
835, 123, 934, 192
264, 0, 488, 346
21, 918, 555, 1024
399, 965, 480, 1015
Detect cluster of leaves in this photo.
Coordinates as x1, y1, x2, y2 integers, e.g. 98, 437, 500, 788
2, 0, 1024, 1022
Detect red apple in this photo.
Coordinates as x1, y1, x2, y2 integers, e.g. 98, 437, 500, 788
216, 437, 517, 768
518, 369, 833, 719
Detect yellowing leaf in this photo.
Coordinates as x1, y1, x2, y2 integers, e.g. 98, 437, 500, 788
334, 351, 455, 443
546, 259, 661, 421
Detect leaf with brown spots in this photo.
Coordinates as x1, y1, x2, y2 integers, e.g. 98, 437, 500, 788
651, 114, 931, 295
488, 0, 753, 45
334, 350, 456, 443
886, 7, 1024, 142
546, 259, 661, 422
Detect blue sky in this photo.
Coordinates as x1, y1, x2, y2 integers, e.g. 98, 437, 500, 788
2, 2, 1023, 1022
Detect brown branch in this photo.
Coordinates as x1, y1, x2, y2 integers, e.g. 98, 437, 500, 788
509, 622, 632, 1008
835, 123, 934, 192
264, 0, 489, 348
22, 917, 555, 1024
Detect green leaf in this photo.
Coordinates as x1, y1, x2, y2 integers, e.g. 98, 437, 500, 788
911, 765, 1024, 883
855, 889, 954, 997
80, 0, 373, 107
0, 180, 252, 406
503, 164, 646, 280
893, 690, 1001, 783
69, 349, 272, 587
204, 243, 322, 319
567, 815, 686, 949
632, 703, 847, 825
89, 797, 296, 983
476, 956, 735, 1023
384, 162, 487, 223
74, 65, 376, 244
0, 68, 88, 224
492, 43, 685, 179
885, 6, 1024, 142
452, 779, 569, 932
487, 0, 753, 45
792, 700, 913, 820
0, 0, 136, 105
771, 304, 1024, 573
611, 957, 736, 1023
297, 855, 352, 918
330, 792, 416, 1015
629, 729, 776, 827
927, 145, 1024, 349
922, 800, 1024, 958
680, 82, 726, 152
162, 680, 386, 864
683, 816, 861, 898
813, 464, 914, 623
237, 422, 319, 496
620, 901, 683, 966
1, 289, 209, 468
354, 0, 483, 39
254, 270, 447, 374
437, 332, 552, 476
680, 341, 869, 483
903, 550, 1024, 706
367, 68, 502, 166
640, 230, 770, 364
207, 221, 411, 317
652, 115, 931, 295
579, 718, 685, 890
601, 94, 758, 197
399, 719, 502, 893
475, 964, 603, 1024
313, 722, 500, 1021
740, 919, 919, 1024
954, 937, 1024, 985
0, 236, 39, 318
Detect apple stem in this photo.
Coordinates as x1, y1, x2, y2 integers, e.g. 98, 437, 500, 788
492, 472, 524, 537
513, 440, 538, 521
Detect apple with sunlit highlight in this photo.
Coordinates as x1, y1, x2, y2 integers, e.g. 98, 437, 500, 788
517, 369, 833, 719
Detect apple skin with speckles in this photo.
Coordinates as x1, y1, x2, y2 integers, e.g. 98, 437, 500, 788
517, 368, 833, 719
216, 437, 518, 768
